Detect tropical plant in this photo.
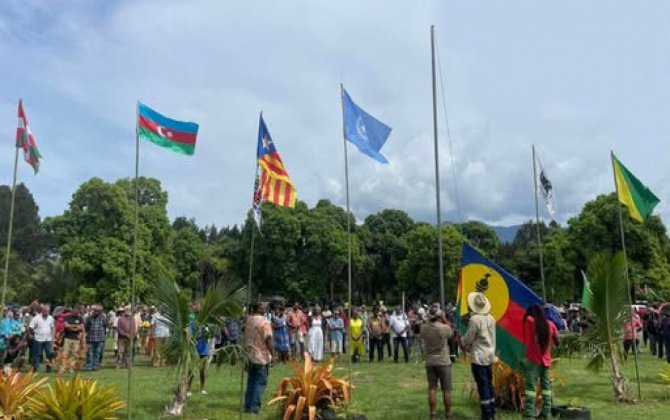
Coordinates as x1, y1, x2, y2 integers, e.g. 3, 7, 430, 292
148, 275, 245, 416
579, 251, 629, 401
0, 370, 47, 419
268, 354, 351, 420
660, 365, 670, 386
26, 374, 125, 419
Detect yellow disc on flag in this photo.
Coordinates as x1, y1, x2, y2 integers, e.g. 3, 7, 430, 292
460, 263, 510, 321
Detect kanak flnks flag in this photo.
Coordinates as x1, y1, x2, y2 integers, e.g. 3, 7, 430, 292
16, 100, 41, 174
253, 114, 296, 227
456, 243, 544, 371
137, 103, 199, 156
611, 153, 659, 223
534, 151, 555, 216
342, 87, 392, 164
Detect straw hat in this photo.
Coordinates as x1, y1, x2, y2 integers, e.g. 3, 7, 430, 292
467, 292, 491, 315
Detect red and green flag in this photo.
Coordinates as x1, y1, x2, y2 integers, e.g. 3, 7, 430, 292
456, 243, 544, 371
16, 100, 41, 173
137, 103, 199, 156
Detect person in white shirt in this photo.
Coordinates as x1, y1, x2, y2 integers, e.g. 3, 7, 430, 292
28, 305, 55, 372
390, 306, 410, 363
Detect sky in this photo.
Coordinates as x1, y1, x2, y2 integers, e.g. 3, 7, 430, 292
2, 0, 670, 229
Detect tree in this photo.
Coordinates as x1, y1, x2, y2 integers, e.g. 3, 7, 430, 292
172, 217, 205, 291
0, 183, 51, 263
44, 177, 174, 306
580, 252, 629, 401
456, 221, 500, 257
149, 275, 245, 416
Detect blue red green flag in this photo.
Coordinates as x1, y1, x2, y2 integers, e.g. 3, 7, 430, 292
456, 243, 544, 371
137, 103, 199, 156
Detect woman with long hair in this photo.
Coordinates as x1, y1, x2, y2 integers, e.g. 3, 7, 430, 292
522, 304, 560, 420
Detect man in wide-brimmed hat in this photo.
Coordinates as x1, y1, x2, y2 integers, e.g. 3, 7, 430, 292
461, 292, 496, 420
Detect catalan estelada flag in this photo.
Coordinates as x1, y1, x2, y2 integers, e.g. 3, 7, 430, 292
137, 103, 199, 156
456, 243, 543, 371
253, 114, 296, 226
611, 152, 659, 223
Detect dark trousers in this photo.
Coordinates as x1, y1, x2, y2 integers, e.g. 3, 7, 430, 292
393, 336, 409, 363
369, 337, 383, 362
664, 336, 670, 363
472, 363, 495, 420
650, 334, 658, 356
86, 341, 104, 369
244, 363, 269, 413
382, 333, 392, 357
31, 340, 53, 371
623, 339, 639, 360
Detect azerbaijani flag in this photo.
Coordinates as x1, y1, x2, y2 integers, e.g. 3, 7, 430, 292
16, 100, 41, 173
611, 152, 659, 223
137, 103, 199, 156
456, 243, 543, 371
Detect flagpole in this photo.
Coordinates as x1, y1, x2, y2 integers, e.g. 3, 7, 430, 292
532, 145, 547, 301
431, 26, 446, 308
610, 150, 642, 401
240, 199, 257, 419
1, 144, 20, 312
340, 83, 353, 402
126, 102, 141, 420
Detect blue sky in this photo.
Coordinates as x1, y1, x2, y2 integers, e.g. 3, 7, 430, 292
1, 0, 670, 228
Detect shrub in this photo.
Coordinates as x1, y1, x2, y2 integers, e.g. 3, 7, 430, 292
0, 370, 47, 419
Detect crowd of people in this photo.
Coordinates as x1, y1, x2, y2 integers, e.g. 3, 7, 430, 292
3, 297, 670, 419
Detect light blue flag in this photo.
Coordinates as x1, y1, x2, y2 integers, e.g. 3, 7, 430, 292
342, 88, 392, 164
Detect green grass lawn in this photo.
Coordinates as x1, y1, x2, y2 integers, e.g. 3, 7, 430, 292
50, 342, 670, 419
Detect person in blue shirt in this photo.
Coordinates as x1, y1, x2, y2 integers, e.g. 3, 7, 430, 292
328, 309, 344, 356
188, 304, 210, 396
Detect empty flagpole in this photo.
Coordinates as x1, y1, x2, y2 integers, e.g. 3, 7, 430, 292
126, 102, 141, 420
532, 144, 547, 301
1, 137, 20, 312
610, 150, 642, 400
340, 83, 354, 402
431, 26, 445, 308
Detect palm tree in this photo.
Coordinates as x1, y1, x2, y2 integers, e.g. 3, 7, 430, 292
579, 252, 629, 401
148, 276, 246, 416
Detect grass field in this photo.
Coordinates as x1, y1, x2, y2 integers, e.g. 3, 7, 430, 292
48, 342, 670, 419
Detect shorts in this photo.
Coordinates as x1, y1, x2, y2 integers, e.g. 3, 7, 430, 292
330, 340, 343, 354
426, 365, 452, 391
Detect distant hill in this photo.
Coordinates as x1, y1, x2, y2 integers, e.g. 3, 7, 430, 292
489, 224, 521, 243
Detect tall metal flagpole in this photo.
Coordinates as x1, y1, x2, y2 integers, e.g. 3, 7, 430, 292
532, 145, 547, 301
340, 83, 353, 402
611, 150, 642, 400
1, 143, 20, 312
431, 26, 445, 308
126, 103, 141, 420
240, 194, 257, 419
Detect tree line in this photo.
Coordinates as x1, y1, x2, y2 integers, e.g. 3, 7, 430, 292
2, 177, 670, 307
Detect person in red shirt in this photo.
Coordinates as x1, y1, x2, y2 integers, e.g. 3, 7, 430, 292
522, 304, 560, 420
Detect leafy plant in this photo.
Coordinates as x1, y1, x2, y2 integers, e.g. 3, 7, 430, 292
26, 374, 125, 419
0, 370, 47, 419
268, 354, 351, 420
148, 276, 245, 416
578, 252, 629, 401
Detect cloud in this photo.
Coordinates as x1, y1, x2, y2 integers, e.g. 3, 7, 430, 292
1, 0, 669, 230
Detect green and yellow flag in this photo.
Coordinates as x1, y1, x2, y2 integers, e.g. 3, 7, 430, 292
612, 153, 660, 222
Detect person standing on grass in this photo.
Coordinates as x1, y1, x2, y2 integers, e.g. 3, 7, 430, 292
391, 306, 410, 363
382, 310, 392, 358
244, 302, 274, 415
116, 307, 133, 369
368, 310, 384, 362
59, 306, 84, 374
328, 308, 344, 356
84, 304, 107, 371
272, 306, 290, 363
659, 311, 670, 363
623, 311, 642, 361
522, 304, 560, 420
461, 292, 496, 420
349, 311, 365, 362
307, 307, 324, 362
151, 308, 170, 367
29, 305, 55, 373
421, 304, 454, 420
